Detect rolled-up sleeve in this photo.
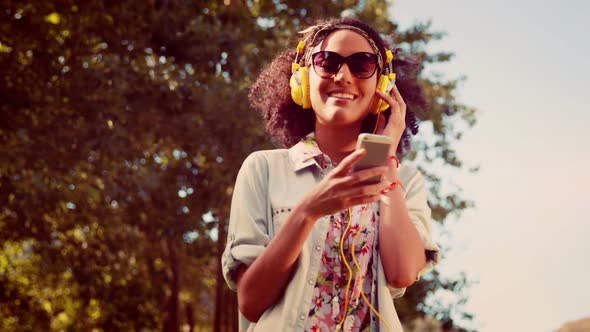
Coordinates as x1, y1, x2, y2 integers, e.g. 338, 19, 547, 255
382, 166, 441, 299
222, 152, 270, 291
404, 167, 440, 279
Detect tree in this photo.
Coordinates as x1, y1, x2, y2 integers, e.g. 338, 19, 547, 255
0, 0, 476, 331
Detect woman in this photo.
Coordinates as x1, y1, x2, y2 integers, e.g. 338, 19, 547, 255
222, 17, 439, 332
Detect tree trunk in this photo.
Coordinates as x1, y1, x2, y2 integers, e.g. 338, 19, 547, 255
163, 238, 180, 332
186, 301, 194, 332
214, 217, 226, 332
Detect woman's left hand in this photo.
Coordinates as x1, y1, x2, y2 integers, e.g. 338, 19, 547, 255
374, 85, 407, 154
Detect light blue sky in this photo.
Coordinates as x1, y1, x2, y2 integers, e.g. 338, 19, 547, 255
391, 0, 590, 331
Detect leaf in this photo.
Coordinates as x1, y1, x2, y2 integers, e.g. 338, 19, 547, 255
45, 13, 61, 25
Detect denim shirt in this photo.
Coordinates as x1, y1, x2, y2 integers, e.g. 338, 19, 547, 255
221, 140, 440, 332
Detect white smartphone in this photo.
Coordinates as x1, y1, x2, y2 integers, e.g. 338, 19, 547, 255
352, 133, 393, 185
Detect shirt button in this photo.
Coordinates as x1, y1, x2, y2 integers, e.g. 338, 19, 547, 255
308, 279, 314, 285
333, 297, 339, 302
315, 245, 322, 251
299, 314, 305, 320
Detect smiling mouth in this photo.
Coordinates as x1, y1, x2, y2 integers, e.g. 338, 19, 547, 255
328, 92, 356, 100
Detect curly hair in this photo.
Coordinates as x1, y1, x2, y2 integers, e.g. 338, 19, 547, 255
248, 17, 427, 156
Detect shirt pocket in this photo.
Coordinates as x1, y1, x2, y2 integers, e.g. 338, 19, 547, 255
270, 206, 293, 238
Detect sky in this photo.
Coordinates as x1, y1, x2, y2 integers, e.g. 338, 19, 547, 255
390, 0, 590, 331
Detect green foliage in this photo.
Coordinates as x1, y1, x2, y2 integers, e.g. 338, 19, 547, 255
0, 0, 476, 331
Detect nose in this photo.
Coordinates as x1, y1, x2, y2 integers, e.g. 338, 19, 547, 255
333, 62, 353, 84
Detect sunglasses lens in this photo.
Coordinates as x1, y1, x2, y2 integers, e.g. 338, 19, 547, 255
312, 51, 378, 79
312, 52, 342, 77
348, 53, 378, 79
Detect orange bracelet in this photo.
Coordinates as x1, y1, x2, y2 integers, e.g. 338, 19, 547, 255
381, 179, 405, 194
388, 155, 400, 168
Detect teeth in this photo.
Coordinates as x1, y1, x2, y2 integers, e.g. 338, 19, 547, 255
330, 92, 355, 100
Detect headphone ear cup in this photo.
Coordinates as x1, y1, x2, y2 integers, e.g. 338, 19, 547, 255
300, 67, 311, 109
290, 66, 311, 109
372, 74, 391, 114
290, 69, 303, 107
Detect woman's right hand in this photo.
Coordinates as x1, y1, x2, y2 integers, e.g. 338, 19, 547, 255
300, 149, 390, 221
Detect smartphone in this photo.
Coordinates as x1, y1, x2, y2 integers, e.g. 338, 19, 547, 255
352, 134, 393, 185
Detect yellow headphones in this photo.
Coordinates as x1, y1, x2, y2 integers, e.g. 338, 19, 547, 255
290, 40, 396, 115
290, 41, 311, 109
373, 49, 397, 114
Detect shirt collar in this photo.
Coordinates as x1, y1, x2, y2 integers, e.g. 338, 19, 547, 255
288, 133, 324, 172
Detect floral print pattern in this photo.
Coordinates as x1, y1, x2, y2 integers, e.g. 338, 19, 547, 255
300, 135, 377, 332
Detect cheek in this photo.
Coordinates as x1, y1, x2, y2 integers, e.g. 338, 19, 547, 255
308, 75, 326, 104
365, 77, 378, 95
356, 80, 377, 108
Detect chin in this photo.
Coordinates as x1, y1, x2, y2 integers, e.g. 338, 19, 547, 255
318, 107, 367, 126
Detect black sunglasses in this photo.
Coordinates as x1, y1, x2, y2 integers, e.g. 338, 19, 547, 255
311, 51, 379, 79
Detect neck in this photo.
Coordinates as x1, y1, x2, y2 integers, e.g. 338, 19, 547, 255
314, 121, 361, 165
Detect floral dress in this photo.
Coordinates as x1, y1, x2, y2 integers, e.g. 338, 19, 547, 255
301, 135, 378, 332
